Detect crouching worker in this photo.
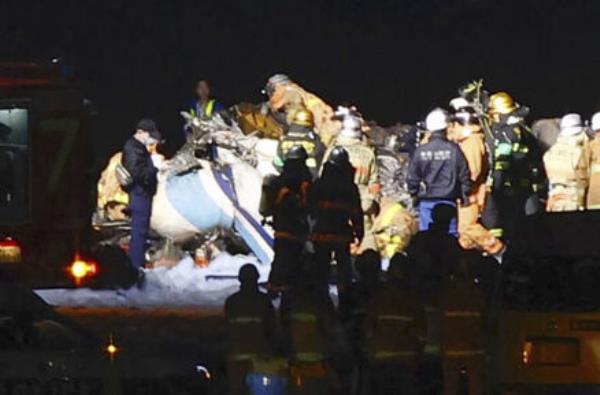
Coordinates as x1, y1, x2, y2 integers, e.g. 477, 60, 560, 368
260, 146, 312, 292
225, 264, 280, 395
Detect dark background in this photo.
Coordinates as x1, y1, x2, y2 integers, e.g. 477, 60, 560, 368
2, 0, 599, 166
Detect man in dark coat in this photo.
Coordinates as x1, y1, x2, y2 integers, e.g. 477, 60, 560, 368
121, 119, 161, 269
407, 108, 472, 236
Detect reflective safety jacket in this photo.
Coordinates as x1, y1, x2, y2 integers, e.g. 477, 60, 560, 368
544, 132, 589, 211
274, 125, 325, 179
440, 278, 486, 357
488, 121, 544, 193
367, 281, 426, 362
326, 135, 380, 212
189, 99, 225, 118
587, 135, 600, 209
280, 288, 335, 363
224, 288, 276, 360
309, 176, 364, 243
269, 82, 340, 145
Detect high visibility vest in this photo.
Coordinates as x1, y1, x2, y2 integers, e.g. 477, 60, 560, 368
290, 312, 325, 362
227, 315, 269, 360
191, 99, 216, 118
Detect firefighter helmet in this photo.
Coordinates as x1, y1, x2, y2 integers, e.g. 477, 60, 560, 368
592, 112, 600, 132
488, 92, 518, 115
327, 146, 350, 167
290, 107, 314, 127
425, 108, 449, 132
285, 145, 308, 161
262, 74, 291, 96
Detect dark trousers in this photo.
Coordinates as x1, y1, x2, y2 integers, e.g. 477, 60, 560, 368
442, 355, 485, 395
269, 238, 304, 287
362, 360, 418, 395
314, 241, 351, 291
128, 190, 152, 268
481, 190, 526, 243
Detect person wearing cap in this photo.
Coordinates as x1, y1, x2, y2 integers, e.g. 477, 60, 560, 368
260, 145, 313, 292
451, 108, 504, 258
121, 119, 161, 269
324, 109, 380, 253
273, 106, 325, 179
407, 108, 472, 237
483, 92, 544, 241
543, 113, 590, 212
586, 112, 600, 209
263, 74, 338, 145
309, 147, 364, 293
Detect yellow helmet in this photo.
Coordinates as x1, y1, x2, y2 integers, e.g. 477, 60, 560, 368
488, 91, 518, 115
289, 106, 315, 127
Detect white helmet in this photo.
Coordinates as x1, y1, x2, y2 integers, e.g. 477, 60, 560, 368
591, 112, 600, 132
449, 97, 471, 112
560, 113, 583, 136
339, 116, 362, 138
425, 108, 449, 132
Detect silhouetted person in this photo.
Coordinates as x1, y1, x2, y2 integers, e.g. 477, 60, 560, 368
225, 264, 276, 395
363, 253, 426, 395
260, 145, 312, 292
309, 147, 364, 293
440, 254, 487, 395
342, 249, 382, 393
280, 268, 335, 395
407, 203, 462, 302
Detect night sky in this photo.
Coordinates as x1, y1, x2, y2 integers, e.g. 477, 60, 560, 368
2, 0, 600, 166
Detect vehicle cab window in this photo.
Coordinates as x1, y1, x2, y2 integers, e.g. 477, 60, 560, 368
0, 107, 29, 223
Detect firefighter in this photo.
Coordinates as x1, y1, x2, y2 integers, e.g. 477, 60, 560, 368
482, 92, 544, 242
225, 264, 277, 395
260, 145, 312, 292
309, 147, 364, 293
263, 74, 339, 145
121, 119, 161, 269
325, 112, 380, 253
364, 253, 426, 395
280, 268, 336, 395
451, 107, 504, 257
274, 106, 326, 179
407, 108, 472, 237
587, 112, 600, 209
543, 113, 590, 212
440, 254, 486, 395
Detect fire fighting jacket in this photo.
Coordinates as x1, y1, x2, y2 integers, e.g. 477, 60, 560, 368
440, 277, 486, 357
587, 135, 600, 209
121, 137, 157, 195
543, 132, 589, 189
224, 287, 276, 360
274, 125, 325, 179
367, 281, 427, 362
269, 82, 340, 145
488, 121, 544, 193
407, 132, 472, 201
309, 165, 364, 243
280, 287, 335, 362
327, 135, 380, 212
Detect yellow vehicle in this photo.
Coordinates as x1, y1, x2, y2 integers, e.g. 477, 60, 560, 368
492, 212, 600, 394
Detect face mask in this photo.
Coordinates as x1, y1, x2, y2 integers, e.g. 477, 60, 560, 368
146, 137, 159, 146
